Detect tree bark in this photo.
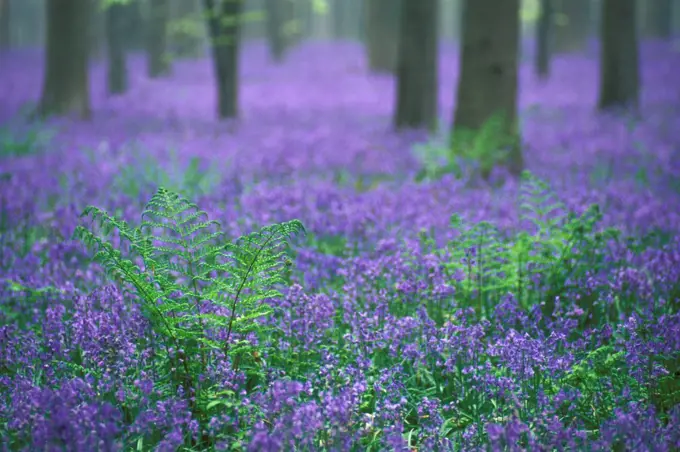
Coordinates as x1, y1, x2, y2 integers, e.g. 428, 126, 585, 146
535, 0, 553, 78
554, 0, 591, 53
394, 0, 438, 131
0, 0, 10, 49
203, 0, 243, 119
598, 0, 639, 111
171, 0, 204, 58
265, 0, 286, 62
451, 0, 522, 176
147, 0, 172, 78
35, 0, 91, 120
365, 0, 401, 73
106, 2, 128, 95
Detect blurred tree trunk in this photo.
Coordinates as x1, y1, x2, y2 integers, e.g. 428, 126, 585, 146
642, 0, 673, 39
147, 0, 172, 77
106, 2, 128, 95
297, 0, 312, 40
203, 0, 243, 119
394, 0, 438, 131
89, 3, 105, 59
0, 0, 10, 49
351, 0, 365, 41
365, 0, 401, 73
535, 0, 553, 78
171, 0, 204, 58
331, 0, 345, 38
451, 0, 522, 176
598, 0, 639, 111
265, 0, 286, 62
35, 0, 90, 119
241, 0, 263, 40
554, 0, 591, 53
128, 0, 145, 50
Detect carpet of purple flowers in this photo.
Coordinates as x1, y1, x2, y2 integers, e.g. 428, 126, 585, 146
1, 40, 680, 451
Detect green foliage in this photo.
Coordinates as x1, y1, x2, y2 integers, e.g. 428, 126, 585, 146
560, 346, 646, 431
73, 187, 304, 418
438, 171, 620, 319
112, 148, 222, 201
0, 123, 54, 158
414, 113, 518, 182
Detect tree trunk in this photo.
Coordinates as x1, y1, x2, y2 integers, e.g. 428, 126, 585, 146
106, 2, 128, 95
35, 0, 90, 120
89, 2, 105, 59
535, 0, 553, 78
451, 0, 522, 177
642, 0, 673, 39
554, 0, 591, 53
365, 0, 401, 73
598, 0, 639, 111
171, 0, 204, 58
394, 0, 438, 131
265, 0, 286, 62
0, 0, 10, 49
128, 0, 145, 50
203, 0, 243, 119
331, 0, 345, 38
147, 0, 172, 78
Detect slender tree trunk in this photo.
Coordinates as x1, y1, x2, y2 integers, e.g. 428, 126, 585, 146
0, 0, 10, 49
147, 0, 172, 78
554, 0, 591, 53
365, 0, 401, 73
351, 0, 365, 41
35, 0, 90, 120
89, 2, 105, 59
598, 0, 639, 111
128, 0, 145, 50
535, 0, 553, 78
331, 0, 345, 38
171, 0, 204, 58
451, 0, 522, 176
394, 0, 438, 131
203, 0, 243, 119
106, 2, 128, 95
265, 0, 286, 62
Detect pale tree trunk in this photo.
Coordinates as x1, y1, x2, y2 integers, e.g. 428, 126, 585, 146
332, 0, 346, 38
89, 2, 105, 59
365, 0, 401, 73
147, 0, 172, 78
106, 2, 129, 95
265, 0, 286, 62
535, 0, 553, 78
35, 0, 91, 120
203, 0, 243, 119
598, 0, 639, 111
0, 0, 10, 50
451, 0, 522, 176
171, 0, 204, 58
554, 0, 591, 53
394, 0, 438, 131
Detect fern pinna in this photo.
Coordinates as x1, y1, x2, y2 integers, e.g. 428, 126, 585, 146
441, 171, 619, 321
73, 187, 304, 420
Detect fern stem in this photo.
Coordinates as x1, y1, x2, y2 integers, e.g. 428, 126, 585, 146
223, 227, 278, 359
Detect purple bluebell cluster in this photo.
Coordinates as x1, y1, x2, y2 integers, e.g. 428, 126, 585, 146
1, 41, 680, 451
